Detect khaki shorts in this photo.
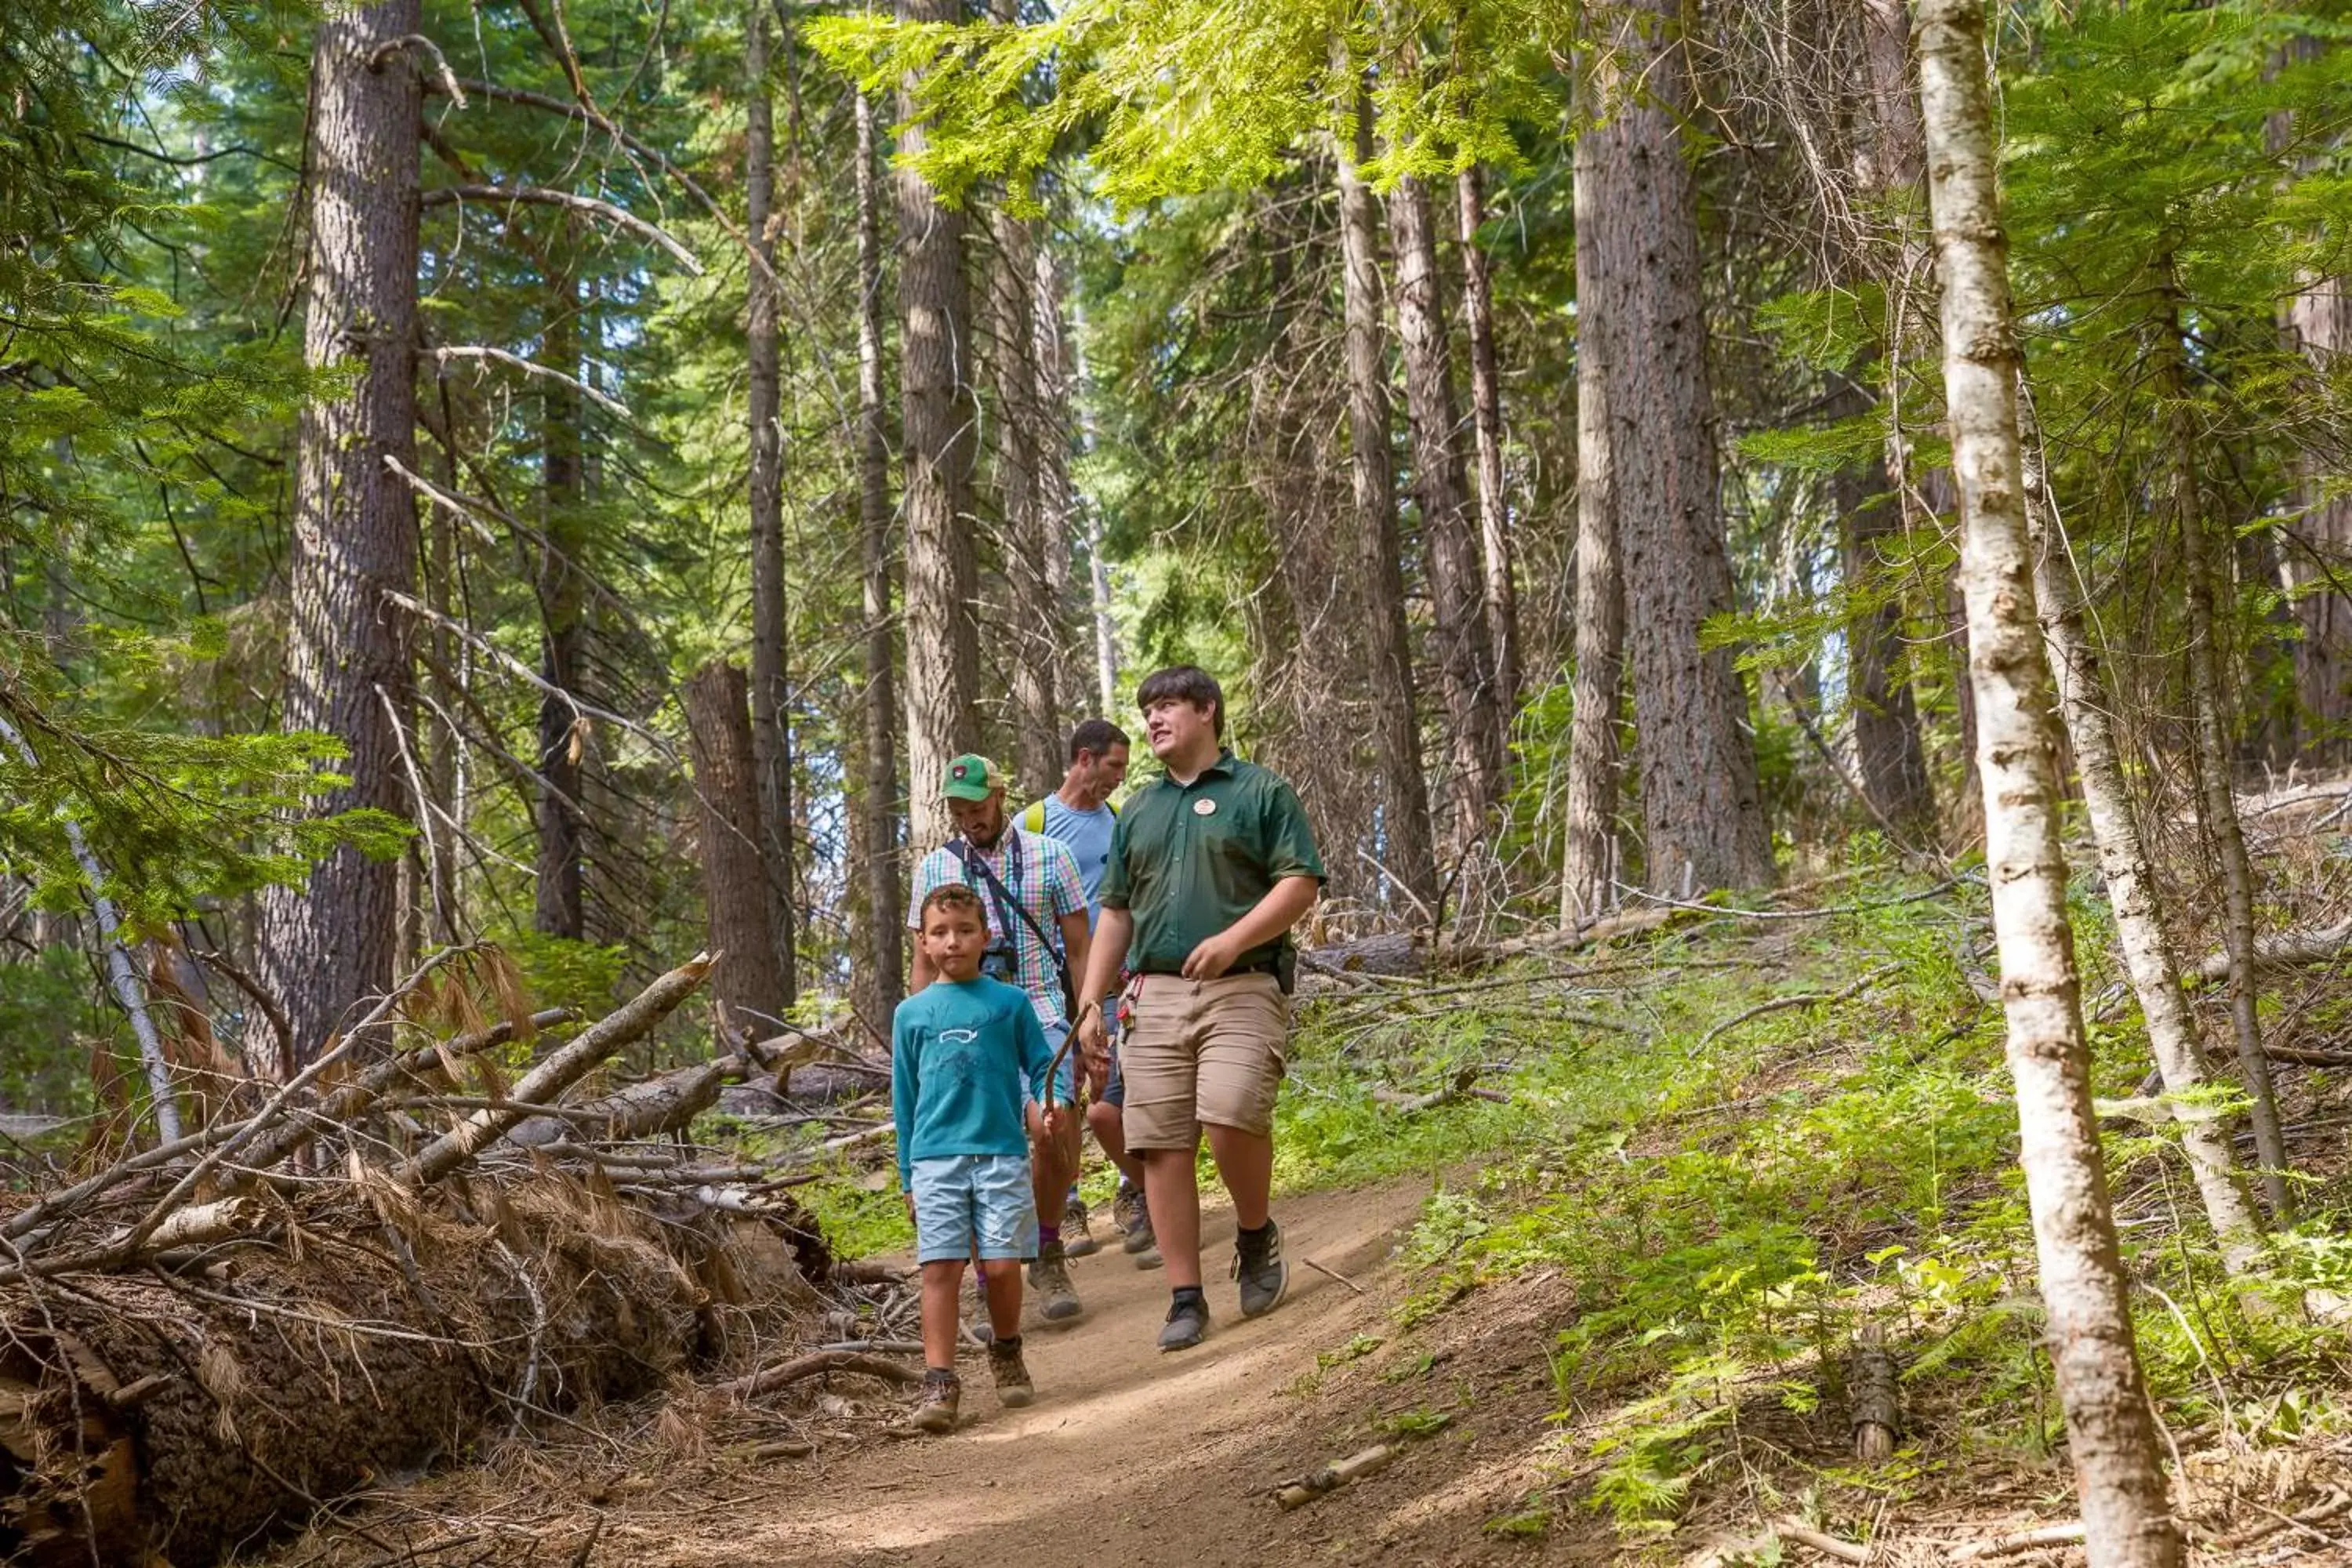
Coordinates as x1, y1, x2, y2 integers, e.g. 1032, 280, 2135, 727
1120, 972, 1288, 1150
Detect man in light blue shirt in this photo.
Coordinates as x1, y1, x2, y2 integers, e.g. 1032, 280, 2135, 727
1022, 720, 1156, 1263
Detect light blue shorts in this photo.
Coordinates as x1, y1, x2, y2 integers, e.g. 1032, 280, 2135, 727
911, 1153, 1038, 1264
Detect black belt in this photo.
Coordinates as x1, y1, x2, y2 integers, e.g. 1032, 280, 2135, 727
1138, 958, 1279, 978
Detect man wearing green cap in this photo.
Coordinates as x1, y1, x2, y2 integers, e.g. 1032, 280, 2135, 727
909, 754, 1094, 1323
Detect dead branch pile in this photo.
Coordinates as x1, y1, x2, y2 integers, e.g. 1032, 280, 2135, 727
0, 953, 875, 1568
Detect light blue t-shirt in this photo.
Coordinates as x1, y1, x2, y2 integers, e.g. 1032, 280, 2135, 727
890, 976, 1054, 1189
1036, 797, 1118, 927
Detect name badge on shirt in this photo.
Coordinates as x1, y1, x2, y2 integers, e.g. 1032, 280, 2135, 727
1192, 797, 1218, 816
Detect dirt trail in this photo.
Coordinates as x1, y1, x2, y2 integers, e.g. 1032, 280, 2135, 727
641, 1179, 1440, 1568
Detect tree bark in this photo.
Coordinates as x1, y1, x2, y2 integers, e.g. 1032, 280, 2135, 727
852, 85, 904, 1033
535, 258, 588, 941
1331, 60, 1438, 911
684, 662, 789, 1035
1457, 165, 1519, 719
1562, 97, 1625, 928
1836, 451, 1936, 840
1033, 246, 1079, 717
746, 1, 797, 1001
897, 0, 983, 850
1391, 171, 1507, 845
1585, 0, 1772, 895
1915, 4, 2183, 1563
2021, 434, 2263, 1273
258, 0, 425, 1065
2159, 292, 2292, 1220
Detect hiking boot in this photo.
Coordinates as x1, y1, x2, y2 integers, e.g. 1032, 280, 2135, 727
1113, 1181, 1148, 1241
1233, 1218, 1290, 1319
1028, 1242, 1083, 1322
911, 1369, 960, 1433
1062, 1194, 1101, 1258
1159, 1293, 1210, 1352
989, 1336, 1035, 1408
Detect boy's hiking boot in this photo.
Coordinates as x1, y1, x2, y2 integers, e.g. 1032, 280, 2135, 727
1159, 1292, 1209, 1352
1233, 1218, 1290, 1319
989, 1336, 1035, 1408
1062, 1195, 1100, 1258
911, 1369, 961, 1433
1029, 1242, 1083, 1321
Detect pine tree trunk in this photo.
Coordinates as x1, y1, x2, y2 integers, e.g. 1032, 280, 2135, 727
2159, 294, 2292, 1219
1033, 246, 1080, 720
259, 0, 424, 1065
1915, 5, 2183, 1562
535, 259, 588, 941
685, 660, 789, 1032
1391, 172, 1506, 847
1331, 64, 1438, 911
746, 0, 797, 1001
1836, 452, 1936, 840
982, 132, 1058, 790
1562, 97, 1625, 928
852, 85, 904, 1034
1585, 0, 1771, 895
897, 0, 982, 849
1457, 165, 1519, 720
2022, 435, 2263, 1272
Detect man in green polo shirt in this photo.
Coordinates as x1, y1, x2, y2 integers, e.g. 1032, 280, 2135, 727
1073, 666, 1324, 1352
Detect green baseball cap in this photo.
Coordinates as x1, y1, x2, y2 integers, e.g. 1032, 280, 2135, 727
941, 753, 1005, 801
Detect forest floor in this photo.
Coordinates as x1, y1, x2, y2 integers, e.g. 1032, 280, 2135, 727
257, 851, 2352, 1568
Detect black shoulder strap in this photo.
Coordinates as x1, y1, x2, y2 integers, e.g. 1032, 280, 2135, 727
951, 837, 1065, 964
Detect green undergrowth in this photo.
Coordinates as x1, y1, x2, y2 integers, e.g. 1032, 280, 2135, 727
1278, 873, 2352, 1544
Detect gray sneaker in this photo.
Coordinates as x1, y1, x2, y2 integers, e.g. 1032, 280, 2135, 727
1159, 1293, 1209, 1352
1028, 1242, 1083, 1322
1233, 1218, 1290, 1319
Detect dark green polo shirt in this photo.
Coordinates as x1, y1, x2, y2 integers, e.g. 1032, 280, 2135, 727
1099, 750, 1325, 975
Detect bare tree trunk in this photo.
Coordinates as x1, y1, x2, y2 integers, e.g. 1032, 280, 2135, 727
852, 85, 904, 1033
1561, 95, 1625, 928
1457, 165, 1519, 720
259, 0, 424, 1065
2019, 411, 2263, 1270
1331, 62, 1438, 911
1916, 5, 2183, 1563
1586, 0, 1771, 895
1837, 453, 1936, 840
746, 0, 797, 1001
1034, 246, 1080, 720
898, 0, 982, 849
1391, 172, 1506, 846
685, 661, 789, 1033
2158, 294, 2292, 1220
535, 260, 588, 941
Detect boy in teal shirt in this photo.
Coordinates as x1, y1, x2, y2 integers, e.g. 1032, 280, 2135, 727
893, 881, 1063, 1432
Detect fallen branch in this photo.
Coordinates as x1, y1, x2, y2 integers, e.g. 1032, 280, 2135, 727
1372, 1065, 1501, 1114
396, 955, 711, 1185
1951, 1522, 2085, 1560
1691, 964, 1901, 1056
724, 1350, 922, 1399
2194, 921, 2352, 982
2263, 1041, 2352, 1068
1275, 1444, 1395, 1510
1775, 1519, 1869, 1564
101, 1197, 264, 1257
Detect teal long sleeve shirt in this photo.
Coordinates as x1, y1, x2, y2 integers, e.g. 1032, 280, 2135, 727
891, 976, 1055, 1189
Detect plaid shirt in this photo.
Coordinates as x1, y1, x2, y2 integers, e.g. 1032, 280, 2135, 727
909, 828, 1087, 1028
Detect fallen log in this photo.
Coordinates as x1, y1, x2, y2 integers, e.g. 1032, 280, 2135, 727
2193, 921, 2352, 982
724, 1349, 922, 1399
507, 1054, 729, 1149
1275, 1443, 1396, 1510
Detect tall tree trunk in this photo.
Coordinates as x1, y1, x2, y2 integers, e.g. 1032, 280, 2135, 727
1331, 60, 1438, 912
852, 85, 904, 1036
1836, 451, 1936, 840
1457, 165, 1519, 720
1033, 245, 1080, 720
746, 0, 797, 1001
535, 260, 588, 941
2285, 275, 2352, 755
897, 0, 982, 848
2020, 429, 2263, 1273
1391, 171, 1506, 845
685, 660, 789, 1034
1586, 0, 1771, 895
1561, 96, 1625, 928
1915, 5, 2183, 1563
258, 0, 424, 1065
2159, 292, 2293, 1219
